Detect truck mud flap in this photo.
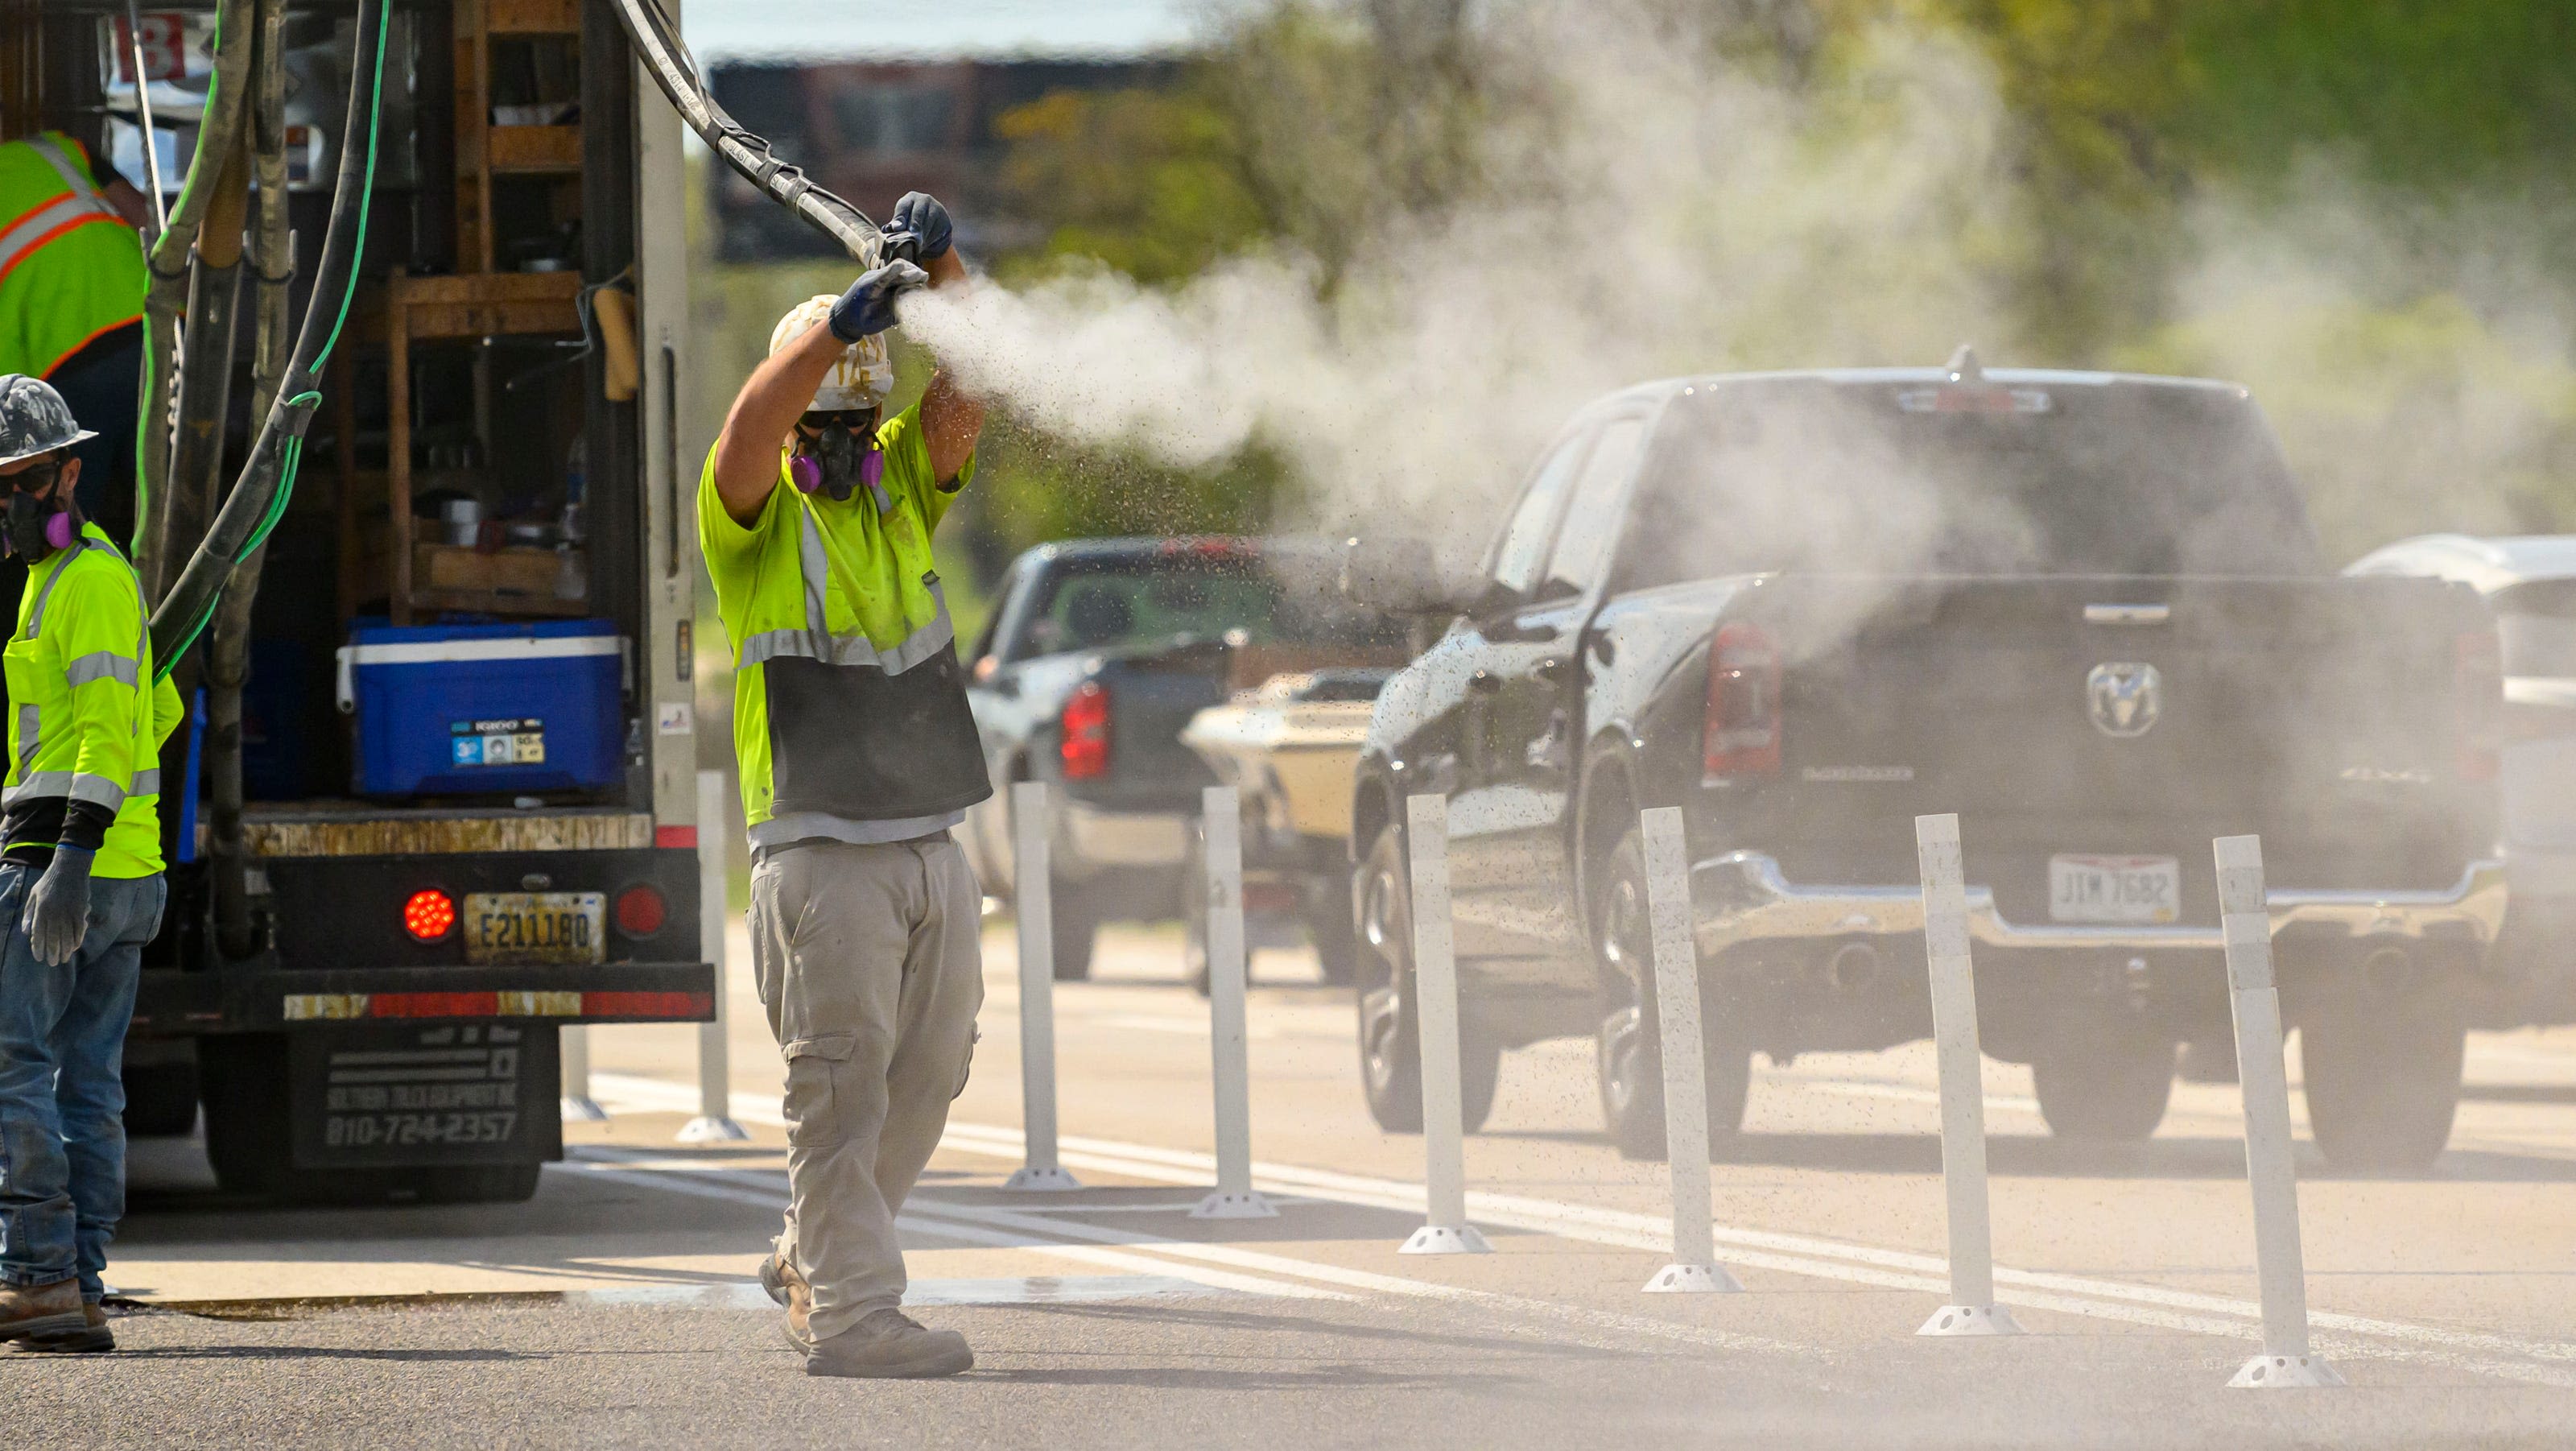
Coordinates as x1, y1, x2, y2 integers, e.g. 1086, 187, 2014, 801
291, 1022, 563, 1171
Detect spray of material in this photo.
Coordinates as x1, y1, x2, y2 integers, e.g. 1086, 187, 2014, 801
891, 5, 2572, 568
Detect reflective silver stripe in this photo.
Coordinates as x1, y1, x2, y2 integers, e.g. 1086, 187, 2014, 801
130, 767, 160, 797
64, 651, 137, 687
798, 511, 832, 633
2, 770, 69, 804
68, 772, 125, 809
20, 540, 86, 640
0, 139, 117, 279
736, 588, 955, 675
868, 475, 895, 515
14, 703, 35, 773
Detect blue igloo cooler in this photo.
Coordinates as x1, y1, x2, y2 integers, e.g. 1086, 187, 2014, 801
336, 618, 625, 796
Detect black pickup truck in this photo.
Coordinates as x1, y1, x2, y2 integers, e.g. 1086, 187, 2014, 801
963, 537, 1404, 979
1347, 358, 2509, 1172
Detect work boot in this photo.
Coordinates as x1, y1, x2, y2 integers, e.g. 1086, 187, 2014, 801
758, 1249, 813, 1351
0, 1278, 88, 1349
804, 1307, 973, 1379
12, 1301, 114, 1354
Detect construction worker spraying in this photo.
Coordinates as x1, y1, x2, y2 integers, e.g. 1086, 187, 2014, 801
702, 192, 990, 1379
0, 374, 181, 1354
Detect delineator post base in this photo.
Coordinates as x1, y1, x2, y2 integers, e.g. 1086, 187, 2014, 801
1190, 1190, 1279, 1220
1643, 1263, 1744, 1294
560, 1096, 608, 1123
1003, 1165, 1084, 1192
1399, 1223, 1492, 1255
1918, 1304, 2024, 1337
2229, 1354, 2346, 1389
677, 1115, 748, 1144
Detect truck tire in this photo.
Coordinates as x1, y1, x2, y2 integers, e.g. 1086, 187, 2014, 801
199, 1034, 294, 1197
1303, 871, 1358, 988
413, 1163, 546, 1204
2032, 1033, 2176, 1141
1591, 827, 1752, 1161
1354, 825, 1499, 1135
1051, 886, 1099, 982
2301, 1007, 2463, 1173
122, 1058, 201, 1138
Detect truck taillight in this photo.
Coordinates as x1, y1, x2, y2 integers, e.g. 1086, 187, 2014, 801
1061, 680, 1112, 780
2456, 630, 2504, 782
403, 888, 456, 941
615, 884, 668, 936
1703, 622, 1782, 782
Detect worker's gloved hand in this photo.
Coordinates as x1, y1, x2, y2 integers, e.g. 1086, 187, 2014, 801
25, 845, 94, 966
827, 259, 931, 343
881, 192, 954, 264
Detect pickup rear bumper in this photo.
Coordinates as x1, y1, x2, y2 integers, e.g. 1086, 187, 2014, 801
1689, 851, 2509, 957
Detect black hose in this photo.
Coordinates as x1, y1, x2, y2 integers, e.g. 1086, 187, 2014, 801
605, 0, 883, 264
147, 0, 386, 676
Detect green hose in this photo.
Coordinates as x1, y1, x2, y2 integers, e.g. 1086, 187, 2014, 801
147, 0, 385, 679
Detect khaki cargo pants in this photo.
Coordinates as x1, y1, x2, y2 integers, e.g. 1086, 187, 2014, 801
748, 834, 982, 1341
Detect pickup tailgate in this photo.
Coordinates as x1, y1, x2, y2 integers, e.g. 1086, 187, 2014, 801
1748, 574, 2496, 917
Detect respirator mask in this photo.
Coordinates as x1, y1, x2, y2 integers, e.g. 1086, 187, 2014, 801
4, 463, 77, 562
787, 407, 887, 508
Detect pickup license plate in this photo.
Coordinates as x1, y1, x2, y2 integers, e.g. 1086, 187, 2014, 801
464, 891, 605, 965
2048, 855, 2180, 924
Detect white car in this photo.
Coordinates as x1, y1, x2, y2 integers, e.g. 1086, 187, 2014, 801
2348, 533, 2576, 1020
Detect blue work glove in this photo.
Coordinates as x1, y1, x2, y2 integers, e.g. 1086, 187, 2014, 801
881, 191, 954, 264
25, 846, 93, 966
827, 259, 931, 343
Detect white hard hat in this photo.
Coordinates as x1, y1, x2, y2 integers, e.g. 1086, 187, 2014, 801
771, 296, 894, 412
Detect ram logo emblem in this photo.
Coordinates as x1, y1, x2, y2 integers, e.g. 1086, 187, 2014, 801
2086, 662, 2162, 738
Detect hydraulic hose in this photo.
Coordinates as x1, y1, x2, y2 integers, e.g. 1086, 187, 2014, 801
134, 0, 254, 585
148, 0, 387, 677
605, 0, 884, 264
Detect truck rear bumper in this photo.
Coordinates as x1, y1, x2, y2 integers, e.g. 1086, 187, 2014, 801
1690, 851, 2509, 956
131, 961, 715, 1035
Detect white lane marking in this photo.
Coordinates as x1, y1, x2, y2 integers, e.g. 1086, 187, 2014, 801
586, 1073, 2576, 1383
563, 1154, 1345, 1302
1773, 1077, 2043, 1116
571, 1275, 1223, 1310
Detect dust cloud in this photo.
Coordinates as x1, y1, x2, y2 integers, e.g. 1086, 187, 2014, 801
896, 6, 2014, 567
895, 2, 2576, 575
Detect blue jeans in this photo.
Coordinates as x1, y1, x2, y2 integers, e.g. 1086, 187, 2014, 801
0, 866, 165, 1300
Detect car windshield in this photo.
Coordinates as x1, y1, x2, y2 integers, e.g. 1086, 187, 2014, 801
1618, 379, 2322, 586
1009, 547, 1402, 660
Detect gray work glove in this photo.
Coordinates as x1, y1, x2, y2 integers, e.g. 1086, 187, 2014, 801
881, 191, 954, 263
26, 845, 93, 966
827, 259, 931, 343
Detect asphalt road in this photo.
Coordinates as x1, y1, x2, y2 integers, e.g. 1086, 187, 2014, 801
28, 917, 2576, 1448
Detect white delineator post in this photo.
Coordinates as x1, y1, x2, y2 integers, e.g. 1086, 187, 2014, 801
1005, 781, 1080, 1191
1399, 794, 1491, 1255
2215, 835, 2345, 1389
679, 770, 747, 1143
1192, 788, 1277, 1219
1638, 808, 1743, 1294
1913, 813, 2020, 1336
559, 1024, 607, 1122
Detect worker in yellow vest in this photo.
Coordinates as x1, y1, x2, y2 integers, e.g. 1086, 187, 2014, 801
0, 131, 150, 544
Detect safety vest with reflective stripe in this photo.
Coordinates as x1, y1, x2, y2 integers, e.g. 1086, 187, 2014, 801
698, 402, 990, 833
3, 522, 185, 877
0, 133, 146, 378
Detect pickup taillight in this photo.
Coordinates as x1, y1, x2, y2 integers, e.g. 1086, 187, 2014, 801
2456, 630, 2504, 781
1702, 622, 1781, 782
1061, 680, 1112, 780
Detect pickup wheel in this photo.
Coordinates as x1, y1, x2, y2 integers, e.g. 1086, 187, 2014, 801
1592, 827, 1752, 1162
2301, 1005, 2464, 1173
1353, 824, 1499, 1135
2032, 1033, 2177, 1141
1304, 872, 1358, 987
